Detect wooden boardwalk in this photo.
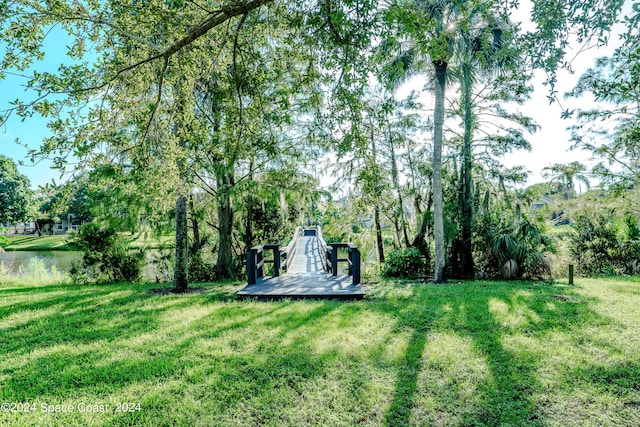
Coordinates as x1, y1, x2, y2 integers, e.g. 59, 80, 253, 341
238, 234, 366, 299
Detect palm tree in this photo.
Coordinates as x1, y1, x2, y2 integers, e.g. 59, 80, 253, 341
541, 161, 591, 200
453, 10, 518, 279
386, 0, 460, 282
390, 0, 508, 282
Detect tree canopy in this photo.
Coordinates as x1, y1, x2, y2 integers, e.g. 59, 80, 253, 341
1, 0, 638, 286
0, 155, 33, 225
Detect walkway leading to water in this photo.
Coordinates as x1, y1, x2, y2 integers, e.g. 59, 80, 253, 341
237, 229, 365, 300
286, 235, 325, 273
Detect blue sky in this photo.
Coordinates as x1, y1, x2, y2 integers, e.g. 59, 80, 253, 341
1, 26, 67, 188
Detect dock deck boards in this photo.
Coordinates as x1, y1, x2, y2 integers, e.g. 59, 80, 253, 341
238, 235, 366, 299
237, 273, 365, 299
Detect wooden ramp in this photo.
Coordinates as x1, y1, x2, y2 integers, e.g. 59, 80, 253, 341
238, 232, 365, 300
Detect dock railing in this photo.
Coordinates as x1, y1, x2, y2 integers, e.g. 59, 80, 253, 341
316, 226, 333, 273
246, 225, 361, 285
281, 226, 304, 272
247, 244, 282, 285
328, 242, 361, 285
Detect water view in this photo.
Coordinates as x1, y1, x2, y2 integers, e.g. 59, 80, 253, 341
0, 251, 82, 276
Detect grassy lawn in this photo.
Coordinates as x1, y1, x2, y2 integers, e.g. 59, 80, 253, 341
1, 233, 174, 251
1, 235, 70, 251
0, 277, 638, 426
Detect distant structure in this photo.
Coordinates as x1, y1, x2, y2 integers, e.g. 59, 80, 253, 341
2, 216, 87, 236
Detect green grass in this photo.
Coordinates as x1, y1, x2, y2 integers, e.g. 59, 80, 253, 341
122, 232, 174, 249
1, 233, 174, 252
1, 235, 70, 251
0, 277, 639, 426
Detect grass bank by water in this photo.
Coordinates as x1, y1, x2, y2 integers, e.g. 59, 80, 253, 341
0, 277, 638, 426
1, 235, 70, 251
1, 233, 174, 252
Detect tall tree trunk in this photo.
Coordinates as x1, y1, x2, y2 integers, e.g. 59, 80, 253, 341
216, 167, 235, 279
370, 132, 385, 263
188, 195, 205, 256
411, 190, 432, 269
432, 60, 447, 283
244, 160, 255, 252
459, 62, 475, 279
173, 193, 189, 291
388, 132, 410, 247
375, 204, 385, 263
173, 71, 189, 292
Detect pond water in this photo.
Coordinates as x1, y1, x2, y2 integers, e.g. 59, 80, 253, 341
0, 251, 83, 275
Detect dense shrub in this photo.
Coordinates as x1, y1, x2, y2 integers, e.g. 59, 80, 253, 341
382, 247, 427, 278
68, 223, 145, 284
475, 214, 555, 280
188, 254, 216, 283
571, 213, 640, 276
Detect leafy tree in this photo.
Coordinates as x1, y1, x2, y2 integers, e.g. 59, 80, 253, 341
1, 0, 360, 289
524, 0, 628, 98
0, 155, 33, 225
566, 7, 640, 187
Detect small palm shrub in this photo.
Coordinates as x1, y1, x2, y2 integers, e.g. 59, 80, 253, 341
475, 214, 555, 280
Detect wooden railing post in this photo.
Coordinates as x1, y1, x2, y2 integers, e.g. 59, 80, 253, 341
247, 247, 258, 285
264, 244, 281, 277
348, 246, 355, 276
569, 264, 574, 285
273, 246, 281, 277
330, 243, 339, 276
350, 246, 361, 284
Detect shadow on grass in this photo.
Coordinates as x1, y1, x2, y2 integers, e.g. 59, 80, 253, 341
0, 279, 636, 426
0, 282, 341, 404
370, 280, 614, 426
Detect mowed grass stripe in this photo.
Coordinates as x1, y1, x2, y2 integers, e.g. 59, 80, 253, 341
0, 278, 638, 426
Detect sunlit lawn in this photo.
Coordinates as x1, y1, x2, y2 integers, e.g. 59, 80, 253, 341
0, 277, 638, 426
2, 233, 174, 251
2, 235, 70, 251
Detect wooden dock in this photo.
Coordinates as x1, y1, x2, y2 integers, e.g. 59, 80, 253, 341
238, 232, 366, 300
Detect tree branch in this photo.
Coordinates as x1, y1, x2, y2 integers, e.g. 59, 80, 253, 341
66, 0, 273, 94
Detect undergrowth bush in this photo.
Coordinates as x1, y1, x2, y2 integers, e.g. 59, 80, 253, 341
68, 223, 145, 284
571, 213, 640, 276
475, 214, 555, 280
382, 247, 426, 278
188, 254, 216, 283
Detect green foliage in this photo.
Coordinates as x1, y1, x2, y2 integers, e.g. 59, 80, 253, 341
475, 212, 555, 280
188, 254, 216, 283
625, 214, 640, 240
68, 223, 145, 284
0, 155, 33, 225
0, 231, 9, 246
570, 213, 640, 276
382, 246, 426, 278
566, 17, 640, 187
